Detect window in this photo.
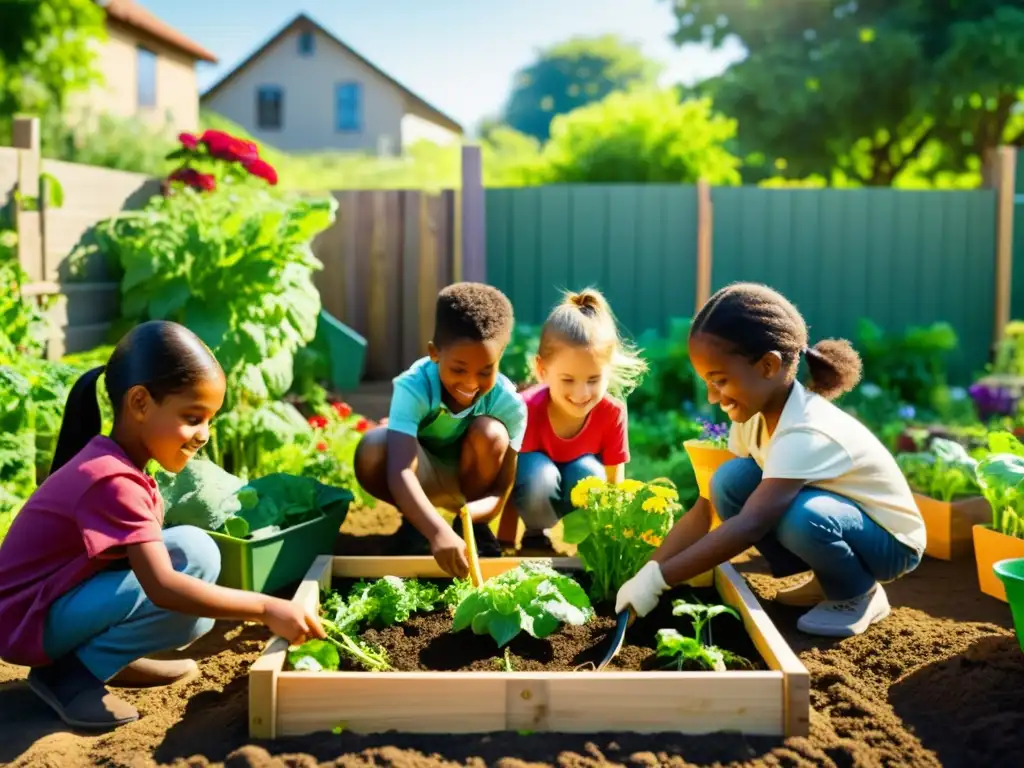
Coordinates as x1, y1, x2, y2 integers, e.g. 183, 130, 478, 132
298, 31, 315, 56
335, 82, 362, 132
256, 86, 283, 130
136, 46, 157, 108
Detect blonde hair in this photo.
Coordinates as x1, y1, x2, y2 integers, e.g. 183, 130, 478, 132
536, 288, 648, 398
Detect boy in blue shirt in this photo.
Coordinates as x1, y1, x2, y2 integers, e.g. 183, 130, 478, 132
354, 283, 527, 578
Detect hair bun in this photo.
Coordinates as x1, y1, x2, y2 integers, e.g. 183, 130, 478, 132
568, 289, 602, 316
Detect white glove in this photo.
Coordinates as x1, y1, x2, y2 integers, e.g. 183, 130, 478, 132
615, 561, 669, 617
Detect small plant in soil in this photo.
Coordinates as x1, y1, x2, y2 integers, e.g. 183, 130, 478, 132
976, 431, 1024, 538
655, 597, 753, 672
561, 477, 680, 603
450, 561, 594, 647
896, 437, 981, 501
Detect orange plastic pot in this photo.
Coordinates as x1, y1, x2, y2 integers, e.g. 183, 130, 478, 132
913, 493, 991, 561
973, 524, 1024, 602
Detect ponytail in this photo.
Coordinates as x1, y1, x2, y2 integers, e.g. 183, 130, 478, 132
50, 366, 105, 473
537, 287, 648, 398
804, 340, 862, 400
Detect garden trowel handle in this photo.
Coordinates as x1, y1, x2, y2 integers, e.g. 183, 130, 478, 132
459, 505, 484, 587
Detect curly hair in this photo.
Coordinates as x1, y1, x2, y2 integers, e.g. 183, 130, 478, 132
691, 282, 862, 400
433, 282, 514, 348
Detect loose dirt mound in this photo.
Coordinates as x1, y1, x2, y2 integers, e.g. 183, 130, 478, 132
1, 503, 1021, 768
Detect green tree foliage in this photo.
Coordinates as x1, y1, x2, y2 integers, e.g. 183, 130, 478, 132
540, 89, 742, 184
668, 0, 1024, 186
503, 35, 662, 142
0, 0, 106, 139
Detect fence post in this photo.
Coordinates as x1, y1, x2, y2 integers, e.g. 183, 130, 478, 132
990, 146, 1017, 347
695, 179, 713, 312
460, 144, 486, 284
12, 116, 42, 282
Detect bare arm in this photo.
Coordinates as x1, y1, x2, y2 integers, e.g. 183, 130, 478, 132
385, 430, 449, 540
604, 463, 625, 484
658, 478, 806, 587
468, 449, 519, 524
649, 496, 713, 564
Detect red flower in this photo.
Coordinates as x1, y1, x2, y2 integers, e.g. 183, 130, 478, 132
355, 418, 371, 433
331, 402, 353, 419
179, 132, 199, 150
168, 167, 216, 192
244, 157, 278, 186
316, 441, 328, 452
200, 129, 259, 164
308, 414, 328, 430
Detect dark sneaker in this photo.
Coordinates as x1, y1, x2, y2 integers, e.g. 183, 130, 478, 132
28, 655, 139, 730
518, 531, 559, 557
389, 520, 431, 555
452, 517, 503, 557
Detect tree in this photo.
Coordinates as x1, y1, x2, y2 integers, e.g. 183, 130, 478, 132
540, 88, 742, 185
666, 0, 1024, 185
0, 0, 106, 139
502, 35, 662, 142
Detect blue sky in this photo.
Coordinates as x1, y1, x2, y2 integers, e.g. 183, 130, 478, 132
139, 0, 745, 132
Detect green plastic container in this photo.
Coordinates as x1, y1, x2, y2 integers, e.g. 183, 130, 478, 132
993, 557, 1024, 652
207, 490, 352, 595
315, 309, 367, 392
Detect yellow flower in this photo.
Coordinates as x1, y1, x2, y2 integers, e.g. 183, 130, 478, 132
617, 479, 645, 494
569, 475, 606, 508
649, 485, 679, 501
623, 528, 635, 539
643, 496, 669, 514
641, 530, 663, 547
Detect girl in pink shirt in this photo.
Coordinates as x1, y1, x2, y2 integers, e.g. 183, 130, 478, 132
0, 321, 325, 731
510, 289, 647, 555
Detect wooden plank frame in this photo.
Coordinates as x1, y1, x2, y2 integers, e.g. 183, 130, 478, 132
249, 556, 809, 740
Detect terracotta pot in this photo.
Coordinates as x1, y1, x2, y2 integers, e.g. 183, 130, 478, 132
913, 493, 991, 560
973, 524, 1024, 602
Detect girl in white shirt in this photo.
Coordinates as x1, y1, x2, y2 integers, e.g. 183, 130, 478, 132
616, 283, 925, 637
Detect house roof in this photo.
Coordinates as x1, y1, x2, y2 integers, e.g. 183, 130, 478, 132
200, 13, 463, 134
102, 0, 218, 63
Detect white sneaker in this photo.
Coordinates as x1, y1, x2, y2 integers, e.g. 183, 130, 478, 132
796, 584, 890, 637
774, 573, 826, 607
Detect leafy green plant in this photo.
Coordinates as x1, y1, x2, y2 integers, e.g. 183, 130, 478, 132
333, 576, 442, 631
629, 318, 703, 417
975, 431, 1024, 539
499, 323, 540, 390
88, 180, 336, 411
855, 319, 958, 407
560, 477, 680, 603
0, 223, 51, 361
289, 619, 391, 672
655, 597, 752, 672
450, 561, 593, 647
896, 437, 982, 501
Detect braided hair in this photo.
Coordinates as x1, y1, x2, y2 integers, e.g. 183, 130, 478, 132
690, 283, 862, 400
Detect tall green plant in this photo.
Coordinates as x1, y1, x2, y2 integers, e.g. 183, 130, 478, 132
92, 182, 336, 410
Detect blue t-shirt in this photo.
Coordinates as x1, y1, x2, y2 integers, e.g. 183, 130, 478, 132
388, 357, 527, 455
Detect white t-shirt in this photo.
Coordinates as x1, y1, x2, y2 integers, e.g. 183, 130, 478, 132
727, 381, 926, 555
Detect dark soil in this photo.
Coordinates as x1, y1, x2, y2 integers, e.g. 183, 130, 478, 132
328, 577, 765, 673
1, 500, 1023, 767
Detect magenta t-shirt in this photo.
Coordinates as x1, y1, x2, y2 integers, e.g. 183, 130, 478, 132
0, 436, 164, 667
519, 385, 630, 466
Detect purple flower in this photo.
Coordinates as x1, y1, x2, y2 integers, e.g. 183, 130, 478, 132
969, 383, 1019, 419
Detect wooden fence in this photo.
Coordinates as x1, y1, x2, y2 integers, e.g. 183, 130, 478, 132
4, 117, 159, 357
487, 149, 1019, 383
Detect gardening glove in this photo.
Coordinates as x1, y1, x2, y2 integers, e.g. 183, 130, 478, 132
615, 561, 669, 617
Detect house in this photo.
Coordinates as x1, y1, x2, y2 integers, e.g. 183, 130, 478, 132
200, 14, 464, 155
75, 0, 217, 132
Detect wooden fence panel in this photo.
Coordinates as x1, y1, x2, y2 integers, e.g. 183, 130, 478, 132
312, 189, 459, 379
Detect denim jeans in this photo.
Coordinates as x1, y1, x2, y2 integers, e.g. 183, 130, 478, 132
513, 452, 605, 534
710, 457, 921, 601
43, 526, 221, 681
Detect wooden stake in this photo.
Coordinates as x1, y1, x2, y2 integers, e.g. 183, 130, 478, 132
695, 179, 713, 312
990, 146, 1016, 346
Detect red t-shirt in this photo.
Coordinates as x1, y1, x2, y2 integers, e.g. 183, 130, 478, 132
0, 436, 165, 667
519, 385, 630, 466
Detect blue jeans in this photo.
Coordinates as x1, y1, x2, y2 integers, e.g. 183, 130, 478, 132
43, 526, 221, 681
711, 458, 921, 601
513, 452, 604, 534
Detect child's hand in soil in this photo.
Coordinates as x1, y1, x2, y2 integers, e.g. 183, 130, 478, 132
262, 596, 327, 645
430, 526, 469, 579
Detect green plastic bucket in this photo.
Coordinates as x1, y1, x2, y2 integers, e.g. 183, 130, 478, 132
207, 490, 352, 595
993, 557, 1024, 652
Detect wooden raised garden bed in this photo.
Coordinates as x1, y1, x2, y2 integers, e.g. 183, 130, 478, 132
248, 555, 809, 739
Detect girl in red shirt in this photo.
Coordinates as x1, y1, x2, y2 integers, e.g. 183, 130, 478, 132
512, 289, 647, 555
0, 321, 324, 731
